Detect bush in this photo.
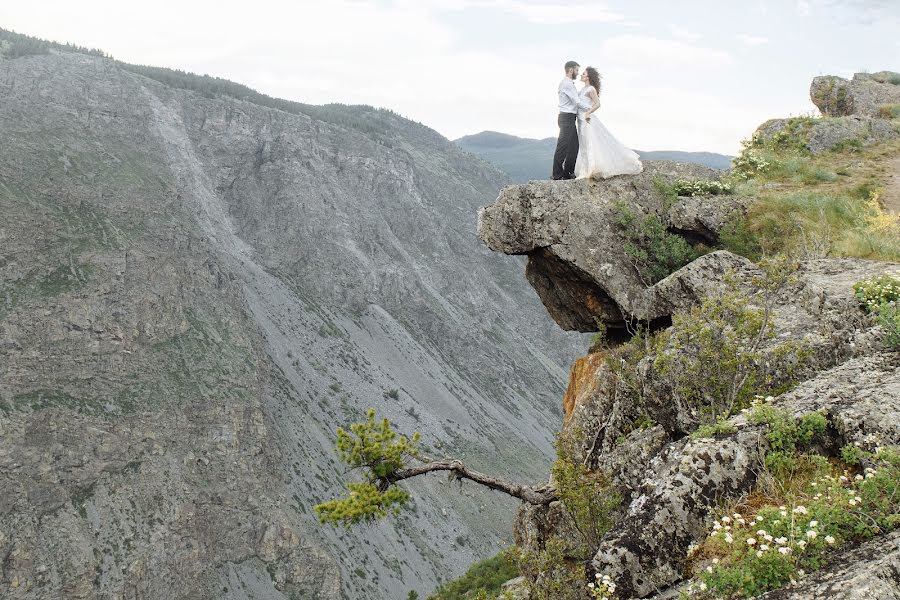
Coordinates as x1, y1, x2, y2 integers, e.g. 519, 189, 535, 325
652, 262, 809, 426
749, 404, 828, 480
731, 138, 771, 180
428, 550, 519, 600
612, 201, 701, 284
552, 431, 620, 550
515, 537, 587, 600
853, 275, 900, 312
672, 178, 734, 197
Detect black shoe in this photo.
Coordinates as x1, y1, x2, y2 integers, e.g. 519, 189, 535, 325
562, 174, 576, 180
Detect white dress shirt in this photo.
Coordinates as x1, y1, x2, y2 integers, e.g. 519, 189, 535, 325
558, 78, 592, 114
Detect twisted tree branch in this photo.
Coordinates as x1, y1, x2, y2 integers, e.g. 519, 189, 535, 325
387, 457, 557, 505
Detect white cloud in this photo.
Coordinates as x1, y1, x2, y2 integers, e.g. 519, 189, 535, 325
413, 0, 625, 25
797, 0, 813, 16
599, 35, 733, 69
669, 25, 700, 41
736, 33, 770, 46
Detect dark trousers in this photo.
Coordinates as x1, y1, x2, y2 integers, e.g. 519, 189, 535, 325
552, 112, 579, 180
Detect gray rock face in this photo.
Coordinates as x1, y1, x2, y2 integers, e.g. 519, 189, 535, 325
811, 72, 900, 118
756, 115, 900, 154
477, 163, 746, 333
0, 52, 586, 599
756, 530, 900, 600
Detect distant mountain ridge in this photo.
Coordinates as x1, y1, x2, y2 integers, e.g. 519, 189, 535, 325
455, 130, 734, 182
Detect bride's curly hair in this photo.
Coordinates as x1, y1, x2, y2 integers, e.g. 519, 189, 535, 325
585, 67, 602, 95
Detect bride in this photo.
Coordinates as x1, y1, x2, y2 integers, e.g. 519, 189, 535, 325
574, 67, 643, 179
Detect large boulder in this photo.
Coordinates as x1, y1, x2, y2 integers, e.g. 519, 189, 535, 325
811, 71, 900, 118
477, 162, 750, 333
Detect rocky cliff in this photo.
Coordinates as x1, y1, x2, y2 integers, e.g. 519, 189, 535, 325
478, 74, 900, 599
0, 48, 587, 599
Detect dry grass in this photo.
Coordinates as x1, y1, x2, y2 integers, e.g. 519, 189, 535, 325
732, 137, 900, 262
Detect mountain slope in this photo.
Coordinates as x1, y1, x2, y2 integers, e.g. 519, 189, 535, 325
455, 130, 733, 182
0, 48, 585, 599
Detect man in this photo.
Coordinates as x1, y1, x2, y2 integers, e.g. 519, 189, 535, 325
552, 60, 592, 180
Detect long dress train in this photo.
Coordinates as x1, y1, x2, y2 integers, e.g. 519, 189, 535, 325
574, 86, 643, 179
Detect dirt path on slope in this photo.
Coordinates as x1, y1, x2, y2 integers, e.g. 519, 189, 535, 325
883, 154, 900, 214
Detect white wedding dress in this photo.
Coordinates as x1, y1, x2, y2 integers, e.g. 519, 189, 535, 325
574, 86, 643, 179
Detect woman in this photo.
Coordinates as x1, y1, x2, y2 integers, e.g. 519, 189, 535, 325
574, 67, 643, 179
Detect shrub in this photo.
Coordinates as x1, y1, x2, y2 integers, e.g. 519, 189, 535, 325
515, 537, 587, 600
853, 275, 900, 312
749, 404, 828, 480
672, 178, 734, 197
652, 262, 809, 426
428, 550, 519, 600
612, 201, 701, 284
731, 146, 770, 180
552, 431, 620, 550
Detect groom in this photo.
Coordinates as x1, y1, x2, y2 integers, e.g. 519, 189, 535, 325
552, 60, 592, 180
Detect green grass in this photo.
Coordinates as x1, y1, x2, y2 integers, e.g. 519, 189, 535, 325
428, 550, 519, 599
878, 104, 900, 119
721, 130, 900, 262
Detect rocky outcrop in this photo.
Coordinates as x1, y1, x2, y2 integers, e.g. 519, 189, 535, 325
811, 71, 900, 118
477, 163, 752, 333
490, 162, 900, 598
755, 115, 900, 154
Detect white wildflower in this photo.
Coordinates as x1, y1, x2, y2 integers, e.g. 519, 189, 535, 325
747, 538, 757, 546
825, 535, 835, 544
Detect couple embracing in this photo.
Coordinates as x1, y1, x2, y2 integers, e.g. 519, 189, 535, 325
552, 61, 643, 180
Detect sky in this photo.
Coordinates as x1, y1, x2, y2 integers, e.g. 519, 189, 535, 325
2, 1, 899, 154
